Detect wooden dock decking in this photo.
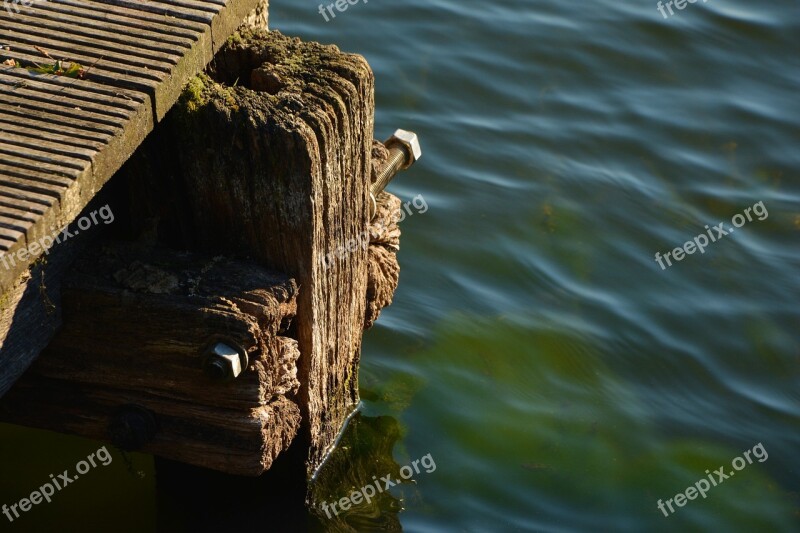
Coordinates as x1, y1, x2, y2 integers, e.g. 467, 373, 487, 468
0, 0, 262, 294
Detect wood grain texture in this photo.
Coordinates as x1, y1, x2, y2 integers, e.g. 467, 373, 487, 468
114, 29, 375, 474
365, 192, 402, 330
0, 241, 301, 476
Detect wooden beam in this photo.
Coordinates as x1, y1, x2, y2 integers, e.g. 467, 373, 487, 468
0, 194, 113, 400
0, 241, 301, 476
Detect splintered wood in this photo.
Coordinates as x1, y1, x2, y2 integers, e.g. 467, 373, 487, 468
1, 242, 301, 476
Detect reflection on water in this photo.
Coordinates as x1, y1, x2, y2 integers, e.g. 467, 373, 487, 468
390, 315, 798, 531
309, 414, 405, 532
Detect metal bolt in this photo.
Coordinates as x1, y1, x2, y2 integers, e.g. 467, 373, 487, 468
370, 129, 422, 218
108, 405, 158, 451
202, 342, 247, 381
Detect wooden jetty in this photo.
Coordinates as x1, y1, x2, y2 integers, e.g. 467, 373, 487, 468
0, 1, 412, 477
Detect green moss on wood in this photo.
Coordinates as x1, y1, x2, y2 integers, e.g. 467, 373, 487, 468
181, 74, 210, 113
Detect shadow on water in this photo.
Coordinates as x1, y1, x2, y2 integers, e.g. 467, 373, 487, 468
154, 436, 308, 533
154, 413, 406, 533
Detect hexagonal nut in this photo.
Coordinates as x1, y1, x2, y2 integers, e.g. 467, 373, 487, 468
386, 129, 422, 169
203, 342, 244, 381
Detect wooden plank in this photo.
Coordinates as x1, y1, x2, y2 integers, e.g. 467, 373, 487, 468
0, 15, 184, 66
0, 122, 107, 151
0, 167, 75, 201
0, 233, 21, 250
0, 84, 137, 131
0, 157, 82, 186
0, 66, 148, 105
0, 46, 167, 85
91, 0, 218, 23
144, 0, 223, 16
0, 202, 37, 224
8, 5, 197, 49
0, 84, 135, 121
34, 0, 209, 34
0, 185, 53, 212
0, 139, 93, 169
0, 29, 176, 76
0, 214, 31, 236
0, 113, 113, 144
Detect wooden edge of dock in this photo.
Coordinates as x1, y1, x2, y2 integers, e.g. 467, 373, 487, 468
0, 0, 267, 397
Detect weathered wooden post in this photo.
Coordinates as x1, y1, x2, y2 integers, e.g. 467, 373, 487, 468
128, 28, 378, 474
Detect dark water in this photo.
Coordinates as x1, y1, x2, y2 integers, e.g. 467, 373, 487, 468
2, 0, 800, 531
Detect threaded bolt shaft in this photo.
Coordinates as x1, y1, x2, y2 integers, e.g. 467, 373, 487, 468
372, 145, 410, 199
369, 129, 422, 219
